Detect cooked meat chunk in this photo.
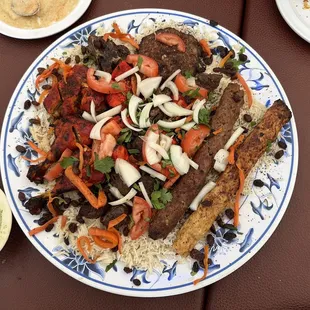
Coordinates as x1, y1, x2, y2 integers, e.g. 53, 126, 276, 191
127, 135, 144, 162
100, 205, 130, 229
61, 96, 79, 117
43, 85, 61, 116
196, 73, 223, 91
80, 87, 106, 114
78, 202, 105, 219
52, 175, 75, 194
109, 173, 130, 196
149, 83, 244, 240
139, 28, 202, 79
149, 107, 165, 123
174, 100, 292, 255
86, 35, 130, 73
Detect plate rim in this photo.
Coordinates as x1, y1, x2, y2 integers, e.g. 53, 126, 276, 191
0, 0, 92, 40
0, 8, 299, 297
276, 0, 310, 43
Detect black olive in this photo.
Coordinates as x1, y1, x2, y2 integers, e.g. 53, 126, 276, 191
133, 279, 141, 286
190, 249, 204, 261
225, 208, 234, 220
123, 267, 133, 274
243, 114, 252, 123
253, 179, 264, 187
192, 261, 199, 274
65, 57, 71, 64
64, 237, 70, 246
206, 234, 214, 247
29, 118, 40, 125
31, 100, 40, 107
209, 20, 219, 27
75, 55, 81, 64
24, 99, 31, 110
18, 192, 26, 201
275, 150, 284, 159
45, 224, 54, 232
278, 140, 287, 150
16, 145, 26, 153
69, 223, 78, 233
223, 232, 236, 241
239, 54, 247, 62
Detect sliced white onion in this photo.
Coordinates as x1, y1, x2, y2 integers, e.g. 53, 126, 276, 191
189, 181, 216, 211
138, 181, 153, 208
128, 95, 143, 125
188, 157, 199, 170
139, 165, 167, 182
121, 108, 142, 132
166, 81, 179, 101
135, 73, 141, 96
187, 77, 196, 88
214, 161, 227, 173
96, 105, 122, 121
115, 158, 141, 187
160, 69, 181, 90
90, 100, 97, 123
158, 104, 175, 117
82, 111, 96, 123
193, 99, 206, 124
164, 102, 193, 117
159, 134, 173, 151
214, 149, 229, 165
152, 94, 172, 107
94, 70, 112, 83
139, 102, 153, 128
181, 121, 196, 131
157, 118, 186, 129
139, 77, 162, 99
192, 99, 202, 110
115, 66, 139, 82
109, 186, 133, 206
89, 117, 112, 140
109, 188, 137, 206
144, 131, 161, 165
170, 145, 190, 175
148, 142, 169, 160
224, 127, 245, 150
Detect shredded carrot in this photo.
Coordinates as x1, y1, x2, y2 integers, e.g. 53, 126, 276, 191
212, 128, 223, 135
177, 132, 183, 140
108, 214, 127, 230
29, 216, 59, 236
75, 142, 84, 178
51, 58, 72, 82
35, 62, 59, 89
193, 246, 209, 285
97, 190, 107, 208
61, 216, 67, 229
234, 163, 245, 227
236, 73, 253, 108
89, 227, 119, 249
228, 134, 245, 165
199, 39, 212, 57
219, 50, 233, 68
38, 89, 50, 104
109, 227, 122, 254
21, 155, 46, 164
77, 236, 97, 263
27, 141, 47, 157
164, 174, 180, 189
47, 192, 57, 217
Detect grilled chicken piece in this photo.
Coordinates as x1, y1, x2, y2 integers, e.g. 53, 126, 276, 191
80, 87, 107, 114
173, 100, 292, 255
43, 85, 61, 116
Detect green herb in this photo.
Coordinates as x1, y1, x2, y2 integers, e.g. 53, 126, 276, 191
105, 259, 117, 272
121, 128, 131, 133
168, 168, 175, 178
266, 140, 272, 153
133, 183, 141, 192
94, 154, 114, 174
128, 148, 140, 155
184, 71, 192, 79
111, 83, 121, 90
162, 158, 172, 168
105, 173, 110, 182
126, 92, 133, 101
250, 121, 256, 127
86, 165, 91, 178
222, 224, 238, 231
198, 108, 210, 126
117, 130, 132, 144
239, 46, 246, 54
183, 88, 200, 99
151, 188, 173, 210
153, 179, 160, 191
137, 56, 143, 69
60, 156, 78, 168
62, 51, 67, 55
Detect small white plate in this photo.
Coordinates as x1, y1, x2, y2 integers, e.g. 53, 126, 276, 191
0, 189, 12, 251
0, 0, 92, 40
276, 0, 310, 43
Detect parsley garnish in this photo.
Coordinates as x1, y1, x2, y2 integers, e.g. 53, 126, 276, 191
128, 149, 140, 155
117, 129, 132, 144
198, 108, 210, 125
153, 179, 160, 191
86, 165, 91, 177
226, 59, 245, 70
60, 156, 78, 168
111, 83, 121, 90
94, 154, 114, 174
266, 140, 272, 153
151, 188, 173, 210
184, 71, 192, 79
250, 121, 256, 127
137, 56, 143, 69
162, 158, 172, 168
239, 46, 246, 54
183, 88, 200, 99
105, 259, 117, 272
126, 92, 133, 101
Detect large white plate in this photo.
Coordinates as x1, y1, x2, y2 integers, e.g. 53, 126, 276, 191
276, 0, 310, 43
0, 0, 92, 39
0, 9, 298, 297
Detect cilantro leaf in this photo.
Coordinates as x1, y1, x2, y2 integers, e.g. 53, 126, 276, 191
137, 56, 143, 69
153, 179, 160, 191
266, 140, 272, 153
250, 121, 256, 127
239, 46, 246, 54
151, 188, 173, 210
198, 108, 210, 125
162, 158, 172, 168
111, 83, 121, 90
117, 130, 132, 144
105, 259, 117, 272
184, 71, 192, 79
183, 88, 200, 99
94, 155, 114, 174
60, 156, 78, 168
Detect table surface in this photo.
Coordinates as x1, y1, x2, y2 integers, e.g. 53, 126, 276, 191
1, 1, 310, 309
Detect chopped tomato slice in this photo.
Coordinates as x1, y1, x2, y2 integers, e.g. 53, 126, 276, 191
181, 124, 211, 157
44, 148, 72, 182
101, 119, 122, 137
126, 54, 159, 77
130, 196, 152, 240
112, 145, 129, 161
92, 133, 117, 159
175, 96, 187, 108
87, 68, 126, 94
155, 33, 186, 52
112, 61, 132, 79
175, 74, 208, 98
106, 92, 127, 108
